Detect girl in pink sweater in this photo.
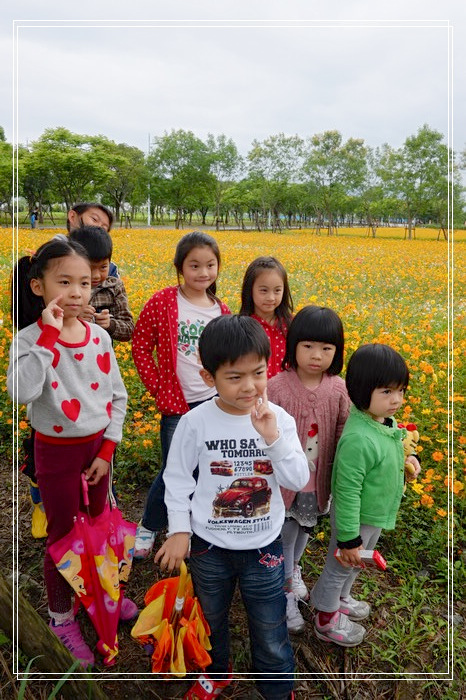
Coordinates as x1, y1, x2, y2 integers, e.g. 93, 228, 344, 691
267, 305, 350, 634
239, 256, 293, 378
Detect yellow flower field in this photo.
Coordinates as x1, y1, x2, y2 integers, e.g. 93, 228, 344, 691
0, 227, 464, 522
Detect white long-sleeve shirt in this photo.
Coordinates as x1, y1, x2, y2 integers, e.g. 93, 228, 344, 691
164, 398, 309, 550
7, 320, 127, 444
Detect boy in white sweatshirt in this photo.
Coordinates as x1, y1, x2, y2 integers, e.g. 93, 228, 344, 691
154, 314, 308, 700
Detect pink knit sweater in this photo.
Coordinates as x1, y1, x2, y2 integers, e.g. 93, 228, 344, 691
267, 369, 350, 512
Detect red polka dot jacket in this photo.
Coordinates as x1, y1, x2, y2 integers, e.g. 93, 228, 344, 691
132, 286, 231, 416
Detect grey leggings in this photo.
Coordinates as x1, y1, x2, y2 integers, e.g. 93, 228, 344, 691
310, 504, 381, 612
281, 518, 310, 582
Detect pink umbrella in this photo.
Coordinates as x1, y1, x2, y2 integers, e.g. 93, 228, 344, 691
49, 474, 137, 666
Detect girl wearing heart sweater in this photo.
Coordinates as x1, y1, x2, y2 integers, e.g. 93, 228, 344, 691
7, 238, 130, 667
267, 305, 350, 634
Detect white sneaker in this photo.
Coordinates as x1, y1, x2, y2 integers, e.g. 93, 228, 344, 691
291, 564, 309, 601
286, 591, 306, 634
339, 595, 371, 621
133, 521, 156, 559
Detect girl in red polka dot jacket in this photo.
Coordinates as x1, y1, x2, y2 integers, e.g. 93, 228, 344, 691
132, 232, 230, 558
7, 238, 133, 668
239, 256, 293, 379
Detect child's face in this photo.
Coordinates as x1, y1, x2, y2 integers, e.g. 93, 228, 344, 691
295, 340, 336, 380
251, 269, 284, 320
31, 254, 91, 319
201, 353, 268, 415
367, 385, 405, 422
90, 258, 111, 287
181, 246, 218, 293
68, 206, 111, 232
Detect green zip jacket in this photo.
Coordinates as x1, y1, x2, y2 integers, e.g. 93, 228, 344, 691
331, 405, 407, 542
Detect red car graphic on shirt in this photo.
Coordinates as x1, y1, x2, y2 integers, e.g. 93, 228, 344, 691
253, 459, 273, 475
210, 460, 234, 476
212, 477, 272, 518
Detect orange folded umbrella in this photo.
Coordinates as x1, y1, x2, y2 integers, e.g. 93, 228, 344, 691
131, 560, 211, 677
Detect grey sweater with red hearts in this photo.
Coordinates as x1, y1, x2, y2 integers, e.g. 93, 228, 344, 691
7, 320, 127, 443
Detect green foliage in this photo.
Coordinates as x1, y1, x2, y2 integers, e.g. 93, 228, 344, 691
0, 140, 13, 209
147, 129, 214, 228
1, 122, 463, 231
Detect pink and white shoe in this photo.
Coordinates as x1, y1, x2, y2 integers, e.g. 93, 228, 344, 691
314, 611, 366, 647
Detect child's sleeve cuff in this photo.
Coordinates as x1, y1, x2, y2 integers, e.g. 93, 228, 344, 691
167, 511, 192, 536
36, 325, 60, 350
97, 439, 117, 463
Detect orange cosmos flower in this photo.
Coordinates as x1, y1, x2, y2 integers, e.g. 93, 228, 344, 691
421, 494, 434, 507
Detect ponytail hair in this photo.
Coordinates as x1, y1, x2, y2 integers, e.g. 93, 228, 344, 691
11, 238, 89, 330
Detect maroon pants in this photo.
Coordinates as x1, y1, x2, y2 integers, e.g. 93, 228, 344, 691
35, 434, 109, 614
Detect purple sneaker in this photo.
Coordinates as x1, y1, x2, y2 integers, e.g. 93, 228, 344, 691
119, 597, 138, 621
49, 618, 94, 667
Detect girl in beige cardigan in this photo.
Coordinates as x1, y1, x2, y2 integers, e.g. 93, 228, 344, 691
268, 306, 350, 634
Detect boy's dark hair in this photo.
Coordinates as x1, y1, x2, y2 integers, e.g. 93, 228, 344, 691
11, 238, 89, 330
239, 256, 293, 333
199, 315, 271, 376
174, 231, 221, 297
69, 225, 113, 261
345, 343, 410, 410
283, 305, 344, 375
66, 202, 114, 231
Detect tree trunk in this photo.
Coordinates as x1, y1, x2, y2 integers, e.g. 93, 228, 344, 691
405, 216, 414, 240
0, 573, 108, 699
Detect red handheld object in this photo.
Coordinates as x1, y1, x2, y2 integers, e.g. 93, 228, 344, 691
81, 473, 90, 507
334, 548, 387, 571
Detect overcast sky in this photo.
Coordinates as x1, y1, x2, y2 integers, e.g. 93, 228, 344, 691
1, 1, 465, 159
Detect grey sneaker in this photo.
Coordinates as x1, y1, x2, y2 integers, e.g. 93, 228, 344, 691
292, 565, 309, 601
286, 591, 306, 634
339, 595, 371, 621
314, 611, 366, 647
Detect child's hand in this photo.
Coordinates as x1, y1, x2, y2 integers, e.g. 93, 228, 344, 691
250, 389, 279, 445
84, 457, 109, 486
80, 304, 96, 322
41, 296, 64, 331
154, 533, 190, 573
405, 455, 421, 482
337, 546, 364, 568
94, 309, 111, 329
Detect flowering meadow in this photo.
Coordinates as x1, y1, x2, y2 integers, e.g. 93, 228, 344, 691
0, 226, 465, 690
1, 227, 463, 519
1, 227, 464, 522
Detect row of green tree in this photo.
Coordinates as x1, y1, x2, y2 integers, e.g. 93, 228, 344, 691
0, 124, 464, 237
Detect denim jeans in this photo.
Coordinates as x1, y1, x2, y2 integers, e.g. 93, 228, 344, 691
141, 402, 203, 532
189, 533, 295, 700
